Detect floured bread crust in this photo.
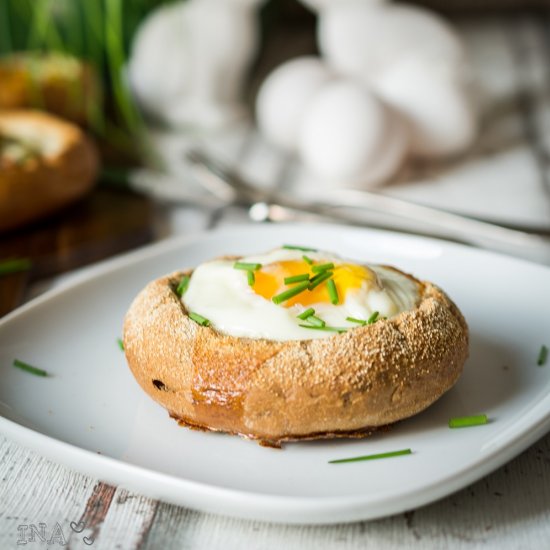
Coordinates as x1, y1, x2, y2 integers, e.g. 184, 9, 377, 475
123, 266, 468, 447
0, 110, 98, 232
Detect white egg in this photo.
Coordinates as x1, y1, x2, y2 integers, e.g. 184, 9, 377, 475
373, 57, 477, 157
300, 0, 385, 12
318, 2, 466, 82
128, 2, 190, 120
128, 0, 265, 129
182, 248, 419, 341
255, 57, 333, 151
297, 80, 408, 186
312, 1, 477, 158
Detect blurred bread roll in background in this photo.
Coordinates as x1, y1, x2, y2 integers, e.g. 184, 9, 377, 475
0, 52, 102, 126
0, 110, 99, 233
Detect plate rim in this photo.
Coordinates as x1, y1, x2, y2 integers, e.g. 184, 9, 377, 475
2, 408, 549, 525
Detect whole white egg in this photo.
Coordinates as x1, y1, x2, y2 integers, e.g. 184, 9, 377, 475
318, 2, 466, 83
255, 57, 333, 151
297, 80, 408, 186
128, 2, 189, 120
373, 57, 477, 157
312, 1, 477, 157
128, 0, 265, 129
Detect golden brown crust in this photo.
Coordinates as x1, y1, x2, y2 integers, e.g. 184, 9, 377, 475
0, 110, 99, 232
0, 53, 102, 125
123, 265, 469, 446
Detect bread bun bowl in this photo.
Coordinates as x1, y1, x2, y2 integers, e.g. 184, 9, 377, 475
0, 110, 99, 232
123, 248, 468, 447
0, 52, 102, 125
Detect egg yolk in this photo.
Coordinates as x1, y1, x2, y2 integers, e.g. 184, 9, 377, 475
252, 260, 374, 307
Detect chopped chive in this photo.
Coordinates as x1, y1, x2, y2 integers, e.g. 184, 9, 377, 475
312, 262, 334, 273
448, 414, 488, 428
272, 281, 310, 305
282, 245, 317, 252
247, 270, 255, 286
176, 275, 191, 297
0, 258, 32, 276
309, 271, 330, 284
297, 308, 315, 320
537, 345, 548, 366
117, 338, 124, 351
308, 270, 333, 290
189, 312, 211, 327
327, 279, 339, 304
303, 255, 314, 265
329, 448, 412, 464
284, 273, 310, 284
233, 262, 262, 271
13, 359, 48, 377
305, 315, 325, 328
298, 324, 347, 333
346, 316, 367, 326
367, 311, 380, 324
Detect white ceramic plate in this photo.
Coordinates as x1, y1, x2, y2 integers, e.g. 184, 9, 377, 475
1, 224, 550, 524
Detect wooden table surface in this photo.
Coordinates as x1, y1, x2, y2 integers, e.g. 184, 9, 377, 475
2, 12, 550, 550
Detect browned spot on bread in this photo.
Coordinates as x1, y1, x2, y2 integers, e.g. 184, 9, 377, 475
190, 332, 284, 434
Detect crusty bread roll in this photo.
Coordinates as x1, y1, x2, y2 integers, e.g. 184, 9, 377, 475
0, 110, 99, 232
123, 262, 468, 447
0, 52, 102, 125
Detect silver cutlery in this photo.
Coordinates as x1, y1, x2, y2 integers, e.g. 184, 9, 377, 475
185, 149, 550, 265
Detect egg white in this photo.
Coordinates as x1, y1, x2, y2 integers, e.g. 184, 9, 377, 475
182, 249, 419, 341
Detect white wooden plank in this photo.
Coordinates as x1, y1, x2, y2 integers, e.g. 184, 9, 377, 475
0, 437, 95, 548
67, 486, 158, 550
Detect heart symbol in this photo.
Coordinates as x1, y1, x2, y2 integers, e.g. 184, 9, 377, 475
70, 521, 85, 533
83, 535, 95, 546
